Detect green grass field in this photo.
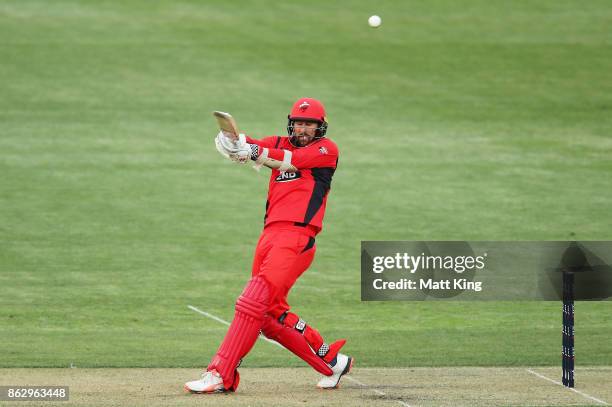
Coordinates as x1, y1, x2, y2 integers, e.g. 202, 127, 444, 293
1, 0, 611, 376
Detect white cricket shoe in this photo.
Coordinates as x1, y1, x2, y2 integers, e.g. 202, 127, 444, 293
316, 353, 354, 389
184, 369, 226, 394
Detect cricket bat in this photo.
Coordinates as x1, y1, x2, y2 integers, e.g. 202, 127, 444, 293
213, 111, 240, 141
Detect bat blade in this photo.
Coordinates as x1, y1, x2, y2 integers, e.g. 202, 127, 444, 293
213, 111, 240, 141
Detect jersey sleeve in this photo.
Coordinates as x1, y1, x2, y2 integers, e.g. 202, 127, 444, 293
266, 140, 338, 169
246, 135, 280, 148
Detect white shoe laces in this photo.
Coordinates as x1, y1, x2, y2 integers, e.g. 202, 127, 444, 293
201, 370, 220, 381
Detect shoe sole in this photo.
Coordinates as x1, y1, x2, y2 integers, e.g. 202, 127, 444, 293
317, 356, 354, 390
184, 384, 227, 394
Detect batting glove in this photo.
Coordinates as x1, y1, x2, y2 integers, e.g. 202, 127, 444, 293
228, 134, 252, 164
214, 131, 240, 159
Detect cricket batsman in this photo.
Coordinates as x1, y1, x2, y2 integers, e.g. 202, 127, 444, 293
185, 98, 353, 393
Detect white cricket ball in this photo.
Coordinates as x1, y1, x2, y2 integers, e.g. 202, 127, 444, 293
368, 15, 382, 28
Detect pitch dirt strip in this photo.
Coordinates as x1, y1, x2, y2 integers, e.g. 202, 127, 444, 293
2, 368, 612, 406
344, 375, 413, 407
526, 369, 609, 405
187, 304, 414, 407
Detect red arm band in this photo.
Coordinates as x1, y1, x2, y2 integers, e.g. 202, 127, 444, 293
266, 142, 338, 169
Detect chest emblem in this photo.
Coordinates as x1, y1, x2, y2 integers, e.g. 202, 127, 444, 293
275, 171, 302, 182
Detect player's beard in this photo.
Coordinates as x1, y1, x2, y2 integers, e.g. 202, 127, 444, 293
294, 134, 315, 147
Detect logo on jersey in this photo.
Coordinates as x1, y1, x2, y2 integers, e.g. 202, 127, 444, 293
319, 146, 328, 155
275, 171, 302, 182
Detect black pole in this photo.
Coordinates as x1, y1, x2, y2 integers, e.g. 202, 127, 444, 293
562, 271, 575, 387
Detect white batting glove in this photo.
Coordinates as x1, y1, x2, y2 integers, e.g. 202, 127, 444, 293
214, 131, 240, 159
229, 134, 252, 164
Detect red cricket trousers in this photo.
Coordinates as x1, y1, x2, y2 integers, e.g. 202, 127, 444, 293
251, 221, 317, 319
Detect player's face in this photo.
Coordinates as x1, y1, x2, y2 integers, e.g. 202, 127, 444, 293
292, 120, 318, 146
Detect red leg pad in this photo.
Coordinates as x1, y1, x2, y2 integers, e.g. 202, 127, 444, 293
261, 315, 333, 376
323, 339, 347, 363
303, 325, 325, 351
278, 311, 348, 369
283, 312, 326, 353
208, 276, 270, 390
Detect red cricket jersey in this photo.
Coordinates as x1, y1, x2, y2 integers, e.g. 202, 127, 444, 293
246, 135, 339, 233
